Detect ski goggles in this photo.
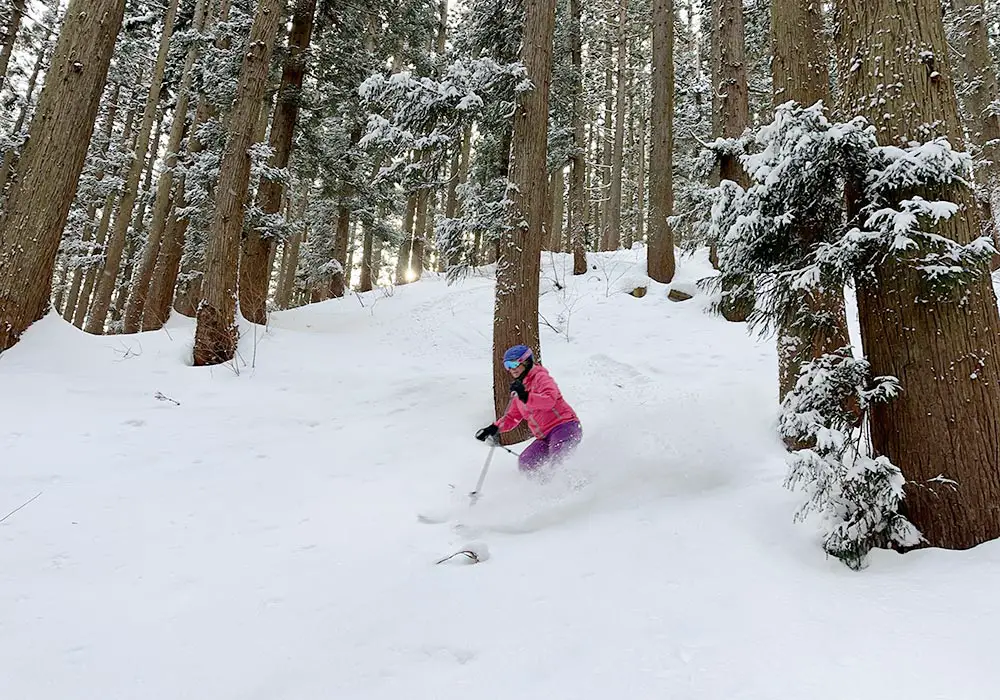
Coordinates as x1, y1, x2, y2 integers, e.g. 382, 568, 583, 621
503, 349, 532, 369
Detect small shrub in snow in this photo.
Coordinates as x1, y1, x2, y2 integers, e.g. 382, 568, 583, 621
779, 349, 923, 570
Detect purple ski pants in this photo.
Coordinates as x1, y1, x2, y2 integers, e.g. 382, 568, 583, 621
518, 420, 583, 473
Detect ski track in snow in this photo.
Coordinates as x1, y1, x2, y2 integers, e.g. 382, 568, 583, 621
2, 248, 1000, 699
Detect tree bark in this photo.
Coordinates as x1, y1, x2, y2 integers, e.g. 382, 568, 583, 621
569, 0, 587, 275
239, 0, 317, 323
835, 0, 1000, 550
85, 0, 180, 335
193, 0, 284, 366
0, 0, 26, 94
647, 0, 676, 282
493, 0, 557, 434
0, 0, 124, 352
946, 0, 1000, 269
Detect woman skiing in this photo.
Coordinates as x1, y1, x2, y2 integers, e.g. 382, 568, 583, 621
475, 345, 582, 473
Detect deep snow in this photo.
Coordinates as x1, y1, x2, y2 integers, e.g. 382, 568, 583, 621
3, 247, 1000, 699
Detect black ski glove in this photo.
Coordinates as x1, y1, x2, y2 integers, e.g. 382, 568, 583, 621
510, 378, 528, 403
476, 424, 500, 442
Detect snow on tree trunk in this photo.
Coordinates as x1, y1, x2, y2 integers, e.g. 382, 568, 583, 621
0, 0, 26, 95
946, 0, 1000, 270
65, 82, 122, 324
492, 0, 557, 430
647, 0, 675, 282
240, 0, 317, 323
633, 69, 646, 249
835, 0, 1000, 550
606, 0, 629, 252
569, 0, 587, 275
0, 0, 125, 352
771, 0, 851, 405
193, 0, 283, 366
550, 165, 565, 251
713, 0, 751, 320
125, 0, 209, 334
85, 0, 180, 335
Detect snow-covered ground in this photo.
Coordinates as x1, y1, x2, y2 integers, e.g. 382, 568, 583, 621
3, 247, 1000, 699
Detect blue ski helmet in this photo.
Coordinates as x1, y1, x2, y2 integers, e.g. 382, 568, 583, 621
503, 345, 533, 369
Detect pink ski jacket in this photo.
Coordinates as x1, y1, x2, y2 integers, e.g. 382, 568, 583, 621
495, 365, 579, 439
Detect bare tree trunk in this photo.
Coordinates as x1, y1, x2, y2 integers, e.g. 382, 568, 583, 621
772, 0, 851, 407
193, 0, 283, 365
835, 0, 1000, 550
277, 192, 307, 307
550, 165, 565, 251
240, 0, 317, 322
0, 0, 26, 94
600, 33, 613, 251
569, 0, 587, 274
85, 0, 180, 335
0, 0, 124, 352
493, 0, 557, 435
647, 0, 676, 282
946, 0, 1000, 269
634, 79, 646, 248
125, 0, 209, 333
606, 0, 629, 251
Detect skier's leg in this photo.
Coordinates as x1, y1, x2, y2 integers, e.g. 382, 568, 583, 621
546, 421, 583, 465
518, 438, 550, 472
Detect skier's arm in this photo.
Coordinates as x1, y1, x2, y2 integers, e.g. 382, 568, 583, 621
495, 399, 523, 432
525, 372, 558, 412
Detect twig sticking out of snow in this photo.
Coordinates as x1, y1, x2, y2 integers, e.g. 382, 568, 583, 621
154, 391, 181, 406
0, 492, 42, 524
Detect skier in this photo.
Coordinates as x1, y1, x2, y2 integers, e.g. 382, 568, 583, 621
475, 345, 582, 473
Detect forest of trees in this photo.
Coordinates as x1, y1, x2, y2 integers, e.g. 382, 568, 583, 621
4, 0, 1000, 568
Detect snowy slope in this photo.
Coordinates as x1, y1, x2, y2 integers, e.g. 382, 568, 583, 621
3, 247, 1000, 699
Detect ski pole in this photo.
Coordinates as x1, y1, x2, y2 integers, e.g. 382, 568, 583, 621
469, 439, 497, 506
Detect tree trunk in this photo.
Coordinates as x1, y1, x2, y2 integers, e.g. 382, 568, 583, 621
634, 86, 646, 249
85, 0, 180, 335
946, 0, 1000, 269
835, 0, 1000, 550
569, 0, 587, 274
74, 195, 116, 328
239, 0, 317, 323
772, 0, 851, 406
277, 193, 307, 307
647, 0, 676, 282
714, 0, 751, 320
550, 165, 565, 251
0, 0, 124, 352
193, 0, 283, 366
0, 0, 26, 94
600, 35, 613, 252
395, 191, 418, 283
493, 0, 557, 434
606, 0, 629, 251
124, 0, 208, 333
